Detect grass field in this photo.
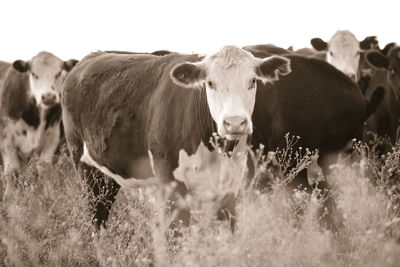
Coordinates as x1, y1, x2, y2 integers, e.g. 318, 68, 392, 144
1, 138, 400, 267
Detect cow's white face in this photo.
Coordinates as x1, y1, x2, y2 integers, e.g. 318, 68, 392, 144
13, 51, 78, 107
311, 31, 380, 83
327, 31, 360, 81
170, 46, 291, 140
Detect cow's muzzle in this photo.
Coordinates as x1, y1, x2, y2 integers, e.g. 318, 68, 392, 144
222, 116, 250, 140
41, 92, 57, 106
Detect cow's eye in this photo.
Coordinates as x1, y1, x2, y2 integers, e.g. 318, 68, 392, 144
207, 80, 216, 90
31, 72, 39, 79
329, 51, 334, 56
249, 78, 257, 90
55, 71, 62, 79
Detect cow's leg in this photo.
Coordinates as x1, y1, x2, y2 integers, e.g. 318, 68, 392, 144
64, 123, 120, 230
1, 140, 21, 201
316, 150, 343, 232
151, 154, 190, 235
39, 124, 60, 163
79, 161, 120, 230
287, 169, 312, 224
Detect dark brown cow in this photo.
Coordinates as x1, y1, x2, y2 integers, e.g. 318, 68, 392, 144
61, 46, 291, 231
0, 52, 78, 200
364, 44, 400, 144
244, 44, 383, 231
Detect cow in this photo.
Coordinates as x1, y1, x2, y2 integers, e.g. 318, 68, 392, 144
244, 44, 384, 231
0, 51, 78, 200
310, 31, 379, 83
364, 44, 400, 144
61, 46, 291, 232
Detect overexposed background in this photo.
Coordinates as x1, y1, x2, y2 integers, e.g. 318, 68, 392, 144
0, 0, 398, 62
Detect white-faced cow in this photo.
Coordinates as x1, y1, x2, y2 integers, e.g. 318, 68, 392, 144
0, 52, 78, 199
61, 46, 291, 231
364, 44, 400, 144
244, 44, 383, 231
310, 30, 379, 83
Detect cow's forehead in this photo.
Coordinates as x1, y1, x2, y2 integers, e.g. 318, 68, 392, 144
205, 46, 257, 79
329, 31, 359, 52
30, 51, 63, 73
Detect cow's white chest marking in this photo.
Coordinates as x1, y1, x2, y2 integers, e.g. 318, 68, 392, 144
4, 109, 47, 157
80, 143, 157, 188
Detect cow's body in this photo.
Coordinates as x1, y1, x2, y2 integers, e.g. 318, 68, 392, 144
244, 44, 382, 230
62, 48, 291, 231
292, 47, 327, 61
0, 52, 77, 200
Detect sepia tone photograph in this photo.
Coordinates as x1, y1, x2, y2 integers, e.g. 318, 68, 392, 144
0, 0, 399, 266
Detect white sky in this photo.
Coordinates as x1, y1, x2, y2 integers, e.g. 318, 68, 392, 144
0, 0, 398, 62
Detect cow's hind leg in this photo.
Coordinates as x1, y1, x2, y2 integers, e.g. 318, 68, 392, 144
79, 162, 120, 230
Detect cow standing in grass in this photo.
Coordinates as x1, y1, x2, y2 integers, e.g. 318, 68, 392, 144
61, 46, 291, 232
244, 44, 383, 232
0, 52, 78, 200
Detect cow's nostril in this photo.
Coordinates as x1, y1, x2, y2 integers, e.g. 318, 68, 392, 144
240, 119, 247, 126
223, 120, 231, 127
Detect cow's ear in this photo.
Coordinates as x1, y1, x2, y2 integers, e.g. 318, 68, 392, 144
170, 62, 206, 88
311, 38, 328, 51
256, 56, 291, 83
13, 60, 30, 73
360, 36, 378, 50
381, 42, 396, 56
63, 59, 79, 71
366, 51, 389, 69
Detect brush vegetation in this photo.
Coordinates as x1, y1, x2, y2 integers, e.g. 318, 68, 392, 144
1, 135, 400, 267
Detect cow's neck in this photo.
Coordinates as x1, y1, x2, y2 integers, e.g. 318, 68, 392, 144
182, 86, 215, 153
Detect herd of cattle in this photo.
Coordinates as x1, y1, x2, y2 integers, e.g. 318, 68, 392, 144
0, 30, 399, 234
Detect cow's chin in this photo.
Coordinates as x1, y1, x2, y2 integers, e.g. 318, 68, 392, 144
220, 132, 247, 141
40, 101, 60, 109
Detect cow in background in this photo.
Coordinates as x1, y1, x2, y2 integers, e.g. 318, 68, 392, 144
310, 30, 378, 83
364, 44, 400, 144
244, 44, 383, 232
0, 51, 78, 200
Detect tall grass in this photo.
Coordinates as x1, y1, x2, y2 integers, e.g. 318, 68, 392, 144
0, 140, 400, 266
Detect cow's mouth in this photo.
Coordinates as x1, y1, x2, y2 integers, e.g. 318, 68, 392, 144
42, 99, 59, 107
224, 133, 247, 140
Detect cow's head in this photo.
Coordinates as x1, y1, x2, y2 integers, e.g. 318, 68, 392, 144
170, 46, 291, 140
311, 31, 378, 82
12, 51, 78, 107
367, 45, 400, 97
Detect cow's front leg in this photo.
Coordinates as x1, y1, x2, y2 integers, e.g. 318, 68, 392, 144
39, 123, 61, 163
150, 151, 190, 235
1, 135, 21, 201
